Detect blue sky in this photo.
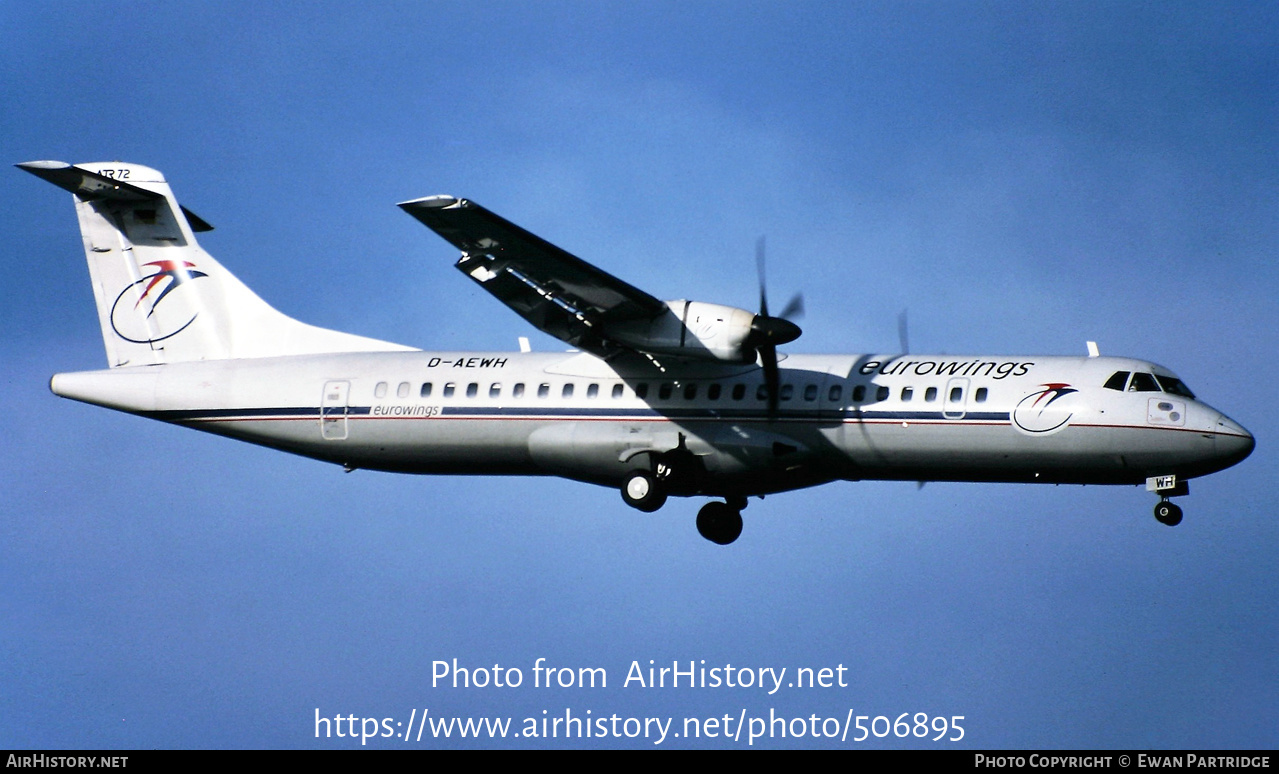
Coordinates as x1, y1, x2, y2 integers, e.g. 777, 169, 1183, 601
2, 1, 1275, 749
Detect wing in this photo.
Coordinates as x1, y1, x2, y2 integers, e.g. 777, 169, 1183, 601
398, 196, 666, 356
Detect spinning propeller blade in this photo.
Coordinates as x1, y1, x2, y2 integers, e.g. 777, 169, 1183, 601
747, 236, 803, 417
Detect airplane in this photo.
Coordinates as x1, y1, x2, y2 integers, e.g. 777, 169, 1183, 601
18, 159, 1255, 545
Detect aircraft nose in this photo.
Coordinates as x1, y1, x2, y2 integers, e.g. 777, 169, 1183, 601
1215, 412, 1255, 467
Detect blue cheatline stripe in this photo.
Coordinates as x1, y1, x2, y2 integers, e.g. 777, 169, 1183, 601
144, 406, 368, 421
142, 404, 1012, 423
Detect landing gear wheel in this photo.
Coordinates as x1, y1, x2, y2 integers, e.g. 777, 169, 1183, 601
1154, 500, 1183, 527
696, 501, 743, 545
621, 470, 666, 513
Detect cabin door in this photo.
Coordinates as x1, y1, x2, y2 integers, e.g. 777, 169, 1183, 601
321, 380, 350, 440
942, 378, 970, 420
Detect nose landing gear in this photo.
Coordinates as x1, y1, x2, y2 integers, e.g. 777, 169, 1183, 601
1147, 475, 1188, 527
1154, 499, 1183, 527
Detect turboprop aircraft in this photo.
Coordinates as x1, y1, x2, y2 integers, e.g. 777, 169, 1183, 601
19, 160, 1254, 544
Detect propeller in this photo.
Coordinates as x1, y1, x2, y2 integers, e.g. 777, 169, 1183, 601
898, 309, 910, 355
777, 293, 805, 322
745, 236, 804, 416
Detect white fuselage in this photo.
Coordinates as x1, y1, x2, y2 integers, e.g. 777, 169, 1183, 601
50, 350, 1254, 499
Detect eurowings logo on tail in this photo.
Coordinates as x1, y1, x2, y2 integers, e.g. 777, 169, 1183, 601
1012, 383, 1079, 435
110, 260, 208, 344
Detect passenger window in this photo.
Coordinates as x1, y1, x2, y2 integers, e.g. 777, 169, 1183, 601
708, 384, 721, 401
489, 383, 501, 398
375, 381, 388, 399
466, 383, 478, 398
852, 385, 866, 402
537, 383, 550, 398
659, 383, 673, 400
975, 387, 988, 403
828, 385, 842, 402
925, 387, 938, 402
780, 384, 794, 401
1129, 372, 1159, 392
901, 386, 913, 402
1104, 371, 1130, 391
562, 383, 575, 398
635, 383, 649, 399
949, 386, 963, 403
397, 382, 410, 398
876, 386, 889, 402
513, 383, 525, 398
443, 383, 456, 398
756, 385, 769, 401
684, 383, 698, 400
612, 384, 624, 399
587, 383, 599, 399
804, 384, 818, 401
732, 384, 746, 400
420, 382, 432, 398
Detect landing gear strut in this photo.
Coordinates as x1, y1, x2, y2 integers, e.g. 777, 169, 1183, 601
697, 499, 745, 545
1154, 499, 1183, 527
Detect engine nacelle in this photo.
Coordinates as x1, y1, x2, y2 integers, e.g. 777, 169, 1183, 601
608, 300, 758, 362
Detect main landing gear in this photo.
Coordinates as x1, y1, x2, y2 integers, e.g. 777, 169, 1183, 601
697, 498, 746, 545
620, 469, 747, 545
621, 470, 667, 513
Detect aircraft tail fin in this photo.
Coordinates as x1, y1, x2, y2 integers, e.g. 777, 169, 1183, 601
18, 160, 413, 367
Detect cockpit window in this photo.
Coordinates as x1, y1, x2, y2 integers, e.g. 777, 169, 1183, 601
1155, 375, 1196, 399
1106, 369, 1195, 398
1128, 372, 1160, 392
1103, 371, 1130, 391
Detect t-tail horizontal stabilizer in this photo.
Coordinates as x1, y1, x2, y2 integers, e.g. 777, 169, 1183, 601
17, 160, 214, 232
20, 160, 415, 367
